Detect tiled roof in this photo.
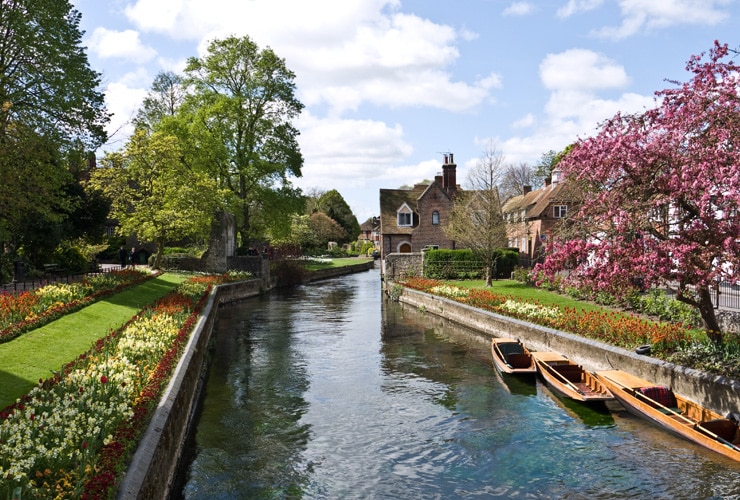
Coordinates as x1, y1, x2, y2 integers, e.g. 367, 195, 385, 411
379, 184, 427, 235
502, 182, 570, 219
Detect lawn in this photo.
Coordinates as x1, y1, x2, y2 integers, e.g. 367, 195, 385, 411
448, 279, 631, 316
0, 273, 186, 409
304, 256, 374, 271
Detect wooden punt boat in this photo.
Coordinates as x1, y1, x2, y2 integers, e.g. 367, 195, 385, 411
490, 338, 536, 375
531, 351, 613, 403
595, 369, 740, 462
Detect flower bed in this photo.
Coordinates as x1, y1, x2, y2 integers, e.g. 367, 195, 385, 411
401, 277, 691, 353
0, 269, 157, 344
0, 271, 252, 499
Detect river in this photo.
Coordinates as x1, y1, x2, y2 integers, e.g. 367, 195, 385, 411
178, 268, 740, 499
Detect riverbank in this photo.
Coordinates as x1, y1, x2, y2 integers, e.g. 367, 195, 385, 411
390, 281, 740, 418
118, 262, 375, 498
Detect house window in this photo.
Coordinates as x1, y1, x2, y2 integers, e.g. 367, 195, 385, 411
397, 203, 413, 227
553, 205, 567, 218
432, 211, 440, 225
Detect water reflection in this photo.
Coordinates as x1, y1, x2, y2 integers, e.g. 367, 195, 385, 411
180, 270, 740, 499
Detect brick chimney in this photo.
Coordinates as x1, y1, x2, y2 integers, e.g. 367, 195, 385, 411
523, 185, 532, 194
442, 153, 456, 195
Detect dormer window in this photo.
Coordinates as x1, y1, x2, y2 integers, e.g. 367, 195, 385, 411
553, 205, 567, 218
397, 203, 413, 227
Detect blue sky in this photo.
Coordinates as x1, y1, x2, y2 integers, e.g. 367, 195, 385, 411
70, 0, 738, 222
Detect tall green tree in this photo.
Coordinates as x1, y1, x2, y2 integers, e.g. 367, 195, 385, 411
317, 189, 360, 243
444, 141, 509, 287
181, 35, 304, 245
133, 71, 185, 132
0, 0, 108, 276
88, 130, 221, 267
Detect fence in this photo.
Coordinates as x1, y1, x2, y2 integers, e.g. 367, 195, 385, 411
0, 264, 124, 294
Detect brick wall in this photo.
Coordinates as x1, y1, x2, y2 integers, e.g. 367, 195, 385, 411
414, 186, 455, 251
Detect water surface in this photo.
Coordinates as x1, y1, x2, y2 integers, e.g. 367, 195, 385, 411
180, 269, 740, 499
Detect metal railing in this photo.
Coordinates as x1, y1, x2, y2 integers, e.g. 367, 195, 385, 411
0, 265, 125, 294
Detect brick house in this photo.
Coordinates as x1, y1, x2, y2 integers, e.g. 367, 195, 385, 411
501, 169, 572, 267
379, 154, 459, 260
359, 217, 380, 247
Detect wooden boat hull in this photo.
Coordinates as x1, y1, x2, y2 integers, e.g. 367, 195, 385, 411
595, 369, 740, 462
531, 351, 613, 403
490, 338, 536, 375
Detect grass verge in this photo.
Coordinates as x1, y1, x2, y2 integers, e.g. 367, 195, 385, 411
304, 257, 373, 271
0, 273, 186, 409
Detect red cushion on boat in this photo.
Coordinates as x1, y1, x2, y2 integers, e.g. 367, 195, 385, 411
637, 386, 677, 409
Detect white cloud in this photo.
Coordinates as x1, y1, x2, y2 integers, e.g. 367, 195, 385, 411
124, 1, 493, 116
102, 81, 148, 149
557, 0, 604, 18
540, 49, 630, 91
512, 113, 536, 129
595, 0, 732, 39
87, 28, 157, 62
295, 112, 414, 188
503, 2, 536, 16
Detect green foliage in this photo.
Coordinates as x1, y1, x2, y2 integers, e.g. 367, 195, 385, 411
52, 243, 88, 274
388, 284, 404, 301
424, 249, 518, 280
181, 35, 304, 242
668, 333, 740, 380
632, 289, 703, 327
424, 249, 483, 280
511, 267, 534, 284
88, 130, 222, 267
317, 189, 360, 243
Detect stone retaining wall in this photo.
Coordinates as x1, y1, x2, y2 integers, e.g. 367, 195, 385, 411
303, 260, 376, 283
117, 265, 375, 499
116, 279, 264, 500
392, 283, 740, 417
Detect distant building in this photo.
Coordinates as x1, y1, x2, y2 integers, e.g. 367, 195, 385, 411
379, 153, 459, 259
501, 169, 573, 267
359, 216, 380, 247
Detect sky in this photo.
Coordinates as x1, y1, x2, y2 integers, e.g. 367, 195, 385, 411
70, 0, 739, 222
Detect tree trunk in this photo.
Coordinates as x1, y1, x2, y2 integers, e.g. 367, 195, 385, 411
696, 284, 723, 343
485, 266, 492, 287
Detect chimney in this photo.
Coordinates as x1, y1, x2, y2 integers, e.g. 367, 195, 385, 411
551, 168, 562, 185
523, 185, 532, 195
442, 152, 456, 195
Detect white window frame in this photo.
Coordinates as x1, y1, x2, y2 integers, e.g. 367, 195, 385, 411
553, 205, 568, 218
397, 203, 413, 227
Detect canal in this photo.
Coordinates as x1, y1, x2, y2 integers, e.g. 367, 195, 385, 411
178, 269, 740, 499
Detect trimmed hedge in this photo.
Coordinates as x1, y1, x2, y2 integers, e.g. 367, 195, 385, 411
423, 248, 519, 280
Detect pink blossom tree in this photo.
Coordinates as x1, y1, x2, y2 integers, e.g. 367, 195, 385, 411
539, 41, 740, 342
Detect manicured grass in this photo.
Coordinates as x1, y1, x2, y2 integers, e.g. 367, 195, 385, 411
304, 257, 374, 271
448, 279, 626, 315
0, 273, 186, 409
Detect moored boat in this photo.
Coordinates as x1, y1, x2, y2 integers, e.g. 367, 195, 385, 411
490, 338, 536, 375
531, 351, 613, 403
595, 369, 740, 462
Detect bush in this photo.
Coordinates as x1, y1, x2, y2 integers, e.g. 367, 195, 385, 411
423, 248, 519, 280
52, 243, 88, 274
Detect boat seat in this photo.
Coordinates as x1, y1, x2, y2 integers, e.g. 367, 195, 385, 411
507, 353, 531, 369
697, 419, 739, 443
498, 343, 524, 357
636, 386, 679, 412
553, 365, 582, 382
